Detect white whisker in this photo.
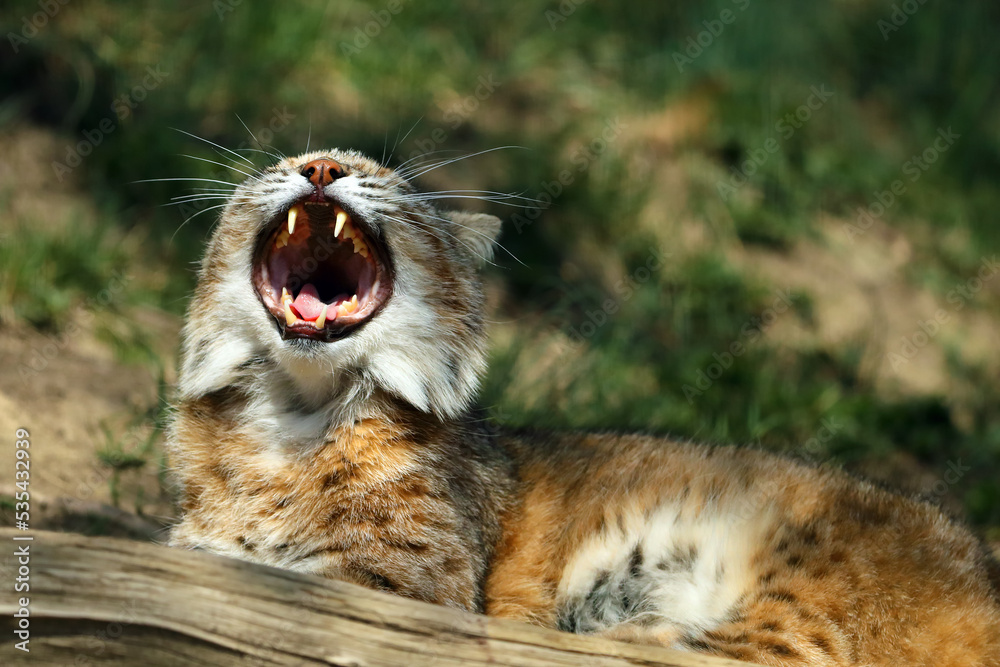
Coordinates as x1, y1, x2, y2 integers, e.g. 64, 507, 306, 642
170, 127, 255, 166
178, 154, 257, 179
133, 177, 239, 187
404, 146, 526, 180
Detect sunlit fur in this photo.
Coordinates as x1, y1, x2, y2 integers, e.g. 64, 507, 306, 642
176, 149, 500, 443
168, 149, 1000, 666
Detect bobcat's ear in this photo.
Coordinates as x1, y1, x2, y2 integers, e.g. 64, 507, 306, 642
443, 211, 502, 266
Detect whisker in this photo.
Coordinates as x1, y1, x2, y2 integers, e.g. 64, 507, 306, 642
387, 117, 426, 169
235, 147, 285, 164
396, 189, 542, 203
237, 113, 287, 162
170, 202, 231, 242
170, 127, 255, 166
394, 150, 467, 180
165, 194, 253, 204
411, 210, 526, 268
379, 213, 496, 265
133, 177, 239, 187
404, 146, 527, 180
178, 154, 256, 179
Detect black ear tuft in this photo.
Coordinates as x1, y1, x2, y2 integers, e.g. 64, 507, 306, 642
443, 211, 503, 266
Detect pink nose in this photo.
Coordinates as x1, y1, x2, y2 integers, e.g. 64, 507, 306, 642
300, 158, 345, 188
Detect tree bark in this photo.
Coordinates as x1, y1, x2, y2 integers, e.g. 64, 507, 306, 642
0, 529, 759, 666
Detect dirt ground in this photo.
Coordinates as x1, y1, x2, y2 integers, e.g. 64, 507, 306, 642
0, 318, 177, 540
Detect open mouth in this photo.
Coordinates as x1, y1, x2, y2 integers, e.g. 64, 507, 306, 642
253, 201, 392, 341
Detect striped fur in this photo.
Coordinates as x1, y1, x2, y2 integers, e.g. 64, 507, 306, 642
168, 149, 1000, 665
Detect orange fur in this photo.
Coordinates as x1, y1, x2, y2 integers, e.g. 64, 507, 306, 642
168, 150, 1000, 666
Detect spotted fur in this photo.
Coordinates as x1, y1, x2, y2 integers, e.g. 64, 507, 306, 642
168, 149, 1000, 665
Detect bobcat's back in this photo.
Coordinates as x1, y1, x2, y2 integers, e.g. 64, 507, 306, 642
488, 431, 1000, 665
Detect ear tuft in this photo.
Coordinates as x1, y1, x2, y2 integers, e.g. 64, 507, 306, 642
443, 211, 502, 266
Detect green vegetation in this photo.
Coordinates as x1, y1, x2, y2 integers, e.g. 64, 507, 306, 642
2, 1, 999, 527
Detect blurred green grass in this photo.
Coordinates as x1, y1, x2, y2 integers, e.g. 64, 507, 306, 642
2, 0, 999, 528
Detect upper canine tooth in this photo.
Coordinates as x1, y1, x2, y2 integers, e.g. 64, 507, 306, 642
288, 205, 299, 236
334, 208, 348, 237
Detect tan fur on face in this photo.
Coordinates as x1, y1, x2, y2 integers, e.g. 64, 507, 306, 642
168, 148, 1000, 666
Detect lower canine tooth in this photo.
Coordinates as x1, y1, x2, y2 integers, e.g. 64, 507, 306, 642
315, 304, 328, 328
284, 301, 297, 325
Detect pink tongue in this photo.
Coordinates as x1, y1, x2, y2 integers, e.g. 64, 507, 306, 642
291, 284, 326, 321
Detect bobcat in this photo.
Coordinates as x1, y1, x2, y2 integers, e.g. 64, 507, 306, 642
167, 149, 1000, 666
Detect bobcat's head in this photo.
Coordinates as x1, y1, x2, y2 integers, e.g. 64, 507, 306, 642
178, 150, 501, 434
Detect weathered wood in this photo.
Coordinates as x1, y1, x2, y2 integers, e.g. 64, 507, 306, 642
0, 529, 760, 666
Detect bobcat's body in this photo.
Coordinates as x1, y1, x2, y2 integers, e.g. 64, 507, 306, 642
168, 149, 1000, 666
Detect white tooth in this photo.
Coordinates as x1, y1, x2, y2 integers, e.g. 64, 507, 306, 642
339, 295, 358, 316
284, 300, 297, 326
288, 206, 298, 235
334, 209, 348, 237
281, 287, 291, 304
315, 304, 328, 328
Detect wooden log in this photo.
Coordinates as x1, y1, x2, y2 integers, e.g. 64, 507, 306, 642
0, 529, 760, 666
